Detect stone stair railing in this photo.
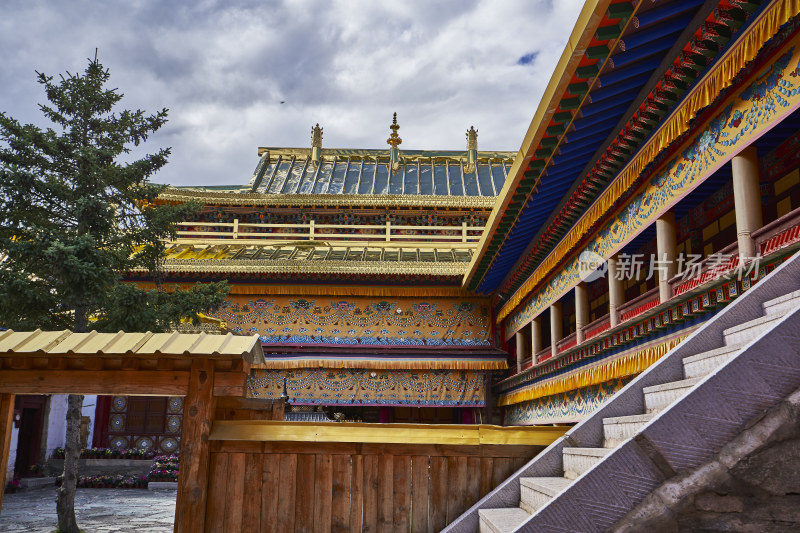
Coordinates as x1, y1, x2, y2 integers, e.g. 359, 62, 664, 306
444, 251, 800, 533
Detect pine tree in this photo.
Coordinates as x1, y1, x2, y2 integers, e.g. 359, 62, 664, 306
0, 55, 227, 532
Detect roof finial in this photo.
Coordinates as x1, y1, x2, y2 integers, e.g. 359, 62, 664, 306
311, 123, 323, 148
387, 113, 402, 172
387, 112, 402, 148
311, 123, 323, 166
465, 126, 478, 173
466, 126, 478, 151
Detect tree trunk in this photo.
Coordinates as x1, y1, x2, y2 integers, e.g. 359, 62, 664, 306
57, 393, 83, 533
73, 305, 88, 335
56, 305, 88, 531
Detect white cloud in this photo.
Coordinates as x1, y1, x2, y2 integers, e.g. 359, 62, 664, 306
0, 0, 583, 186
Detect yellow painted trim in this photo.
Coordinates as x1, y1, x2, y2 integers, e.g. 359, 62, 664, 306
497, 0, 800, 323
498, 334, 689, 406
255, 147, 516, 161
134, 282, 482, 299
209, 420, 567, 446
135, 258, 469, 277
252, 359, 507, 371
158, 188, 497, 209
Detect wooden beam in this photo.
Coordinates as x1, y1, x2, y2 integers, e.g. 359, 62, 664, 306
0, 371, 188, 396
209, 420, 568, 447
0, 394, 14, 513
0, 370, 244, 397
175, 358, 215, 533
211, 371, 246, 398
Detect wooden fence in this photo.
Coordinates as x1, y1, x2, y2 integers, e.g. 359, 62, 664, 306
203, 421, 565, 533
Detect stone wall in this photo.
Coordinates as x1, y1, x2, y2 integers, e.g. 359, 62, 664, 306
612, 387, 800, 533
673, 436, 800, 532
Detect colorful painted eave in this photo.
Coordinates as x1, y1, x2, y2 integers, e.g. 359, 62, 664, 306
497, 0, 792, 326
464, 0, 764, 296
462, 0, 622, 291
253, 349, 509, 370
500, 1, 800, 331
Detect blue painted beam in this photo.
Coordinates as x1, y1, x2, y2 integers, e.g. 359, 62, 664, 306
587, 73, 651, 104
620, 13, 695, 51
580, 88, 642, 117
611, 33, 682, 69
634, 0, 703, 29
598, 56, 662, 87
571, 103, 630, 130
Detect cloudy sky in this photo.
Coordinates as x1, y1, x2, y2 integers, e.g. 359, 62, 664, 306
1, 0, 583, 187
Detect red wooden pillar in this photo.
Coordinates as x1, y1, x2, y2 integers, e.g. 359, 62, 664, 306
91, 395, 111, 448
174, 359, 215, 533
0, 394, 16, 512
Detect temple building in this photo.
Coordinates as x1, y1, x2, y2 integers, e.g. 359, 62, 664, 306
91, 0, 800, 453
90, 118, 515, 448
466, 0, 800, 428
3, 0, 800, 529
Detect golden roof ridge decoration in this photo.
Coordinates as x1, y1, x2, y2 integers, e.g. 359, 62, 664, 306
465, 126, 478, 174
387, 112, 402, 172
255, 147, 515, 161
157, 188, 498, 209
311, 123, 323, 167
131, 258, 469, 276
386, 112, 402, 148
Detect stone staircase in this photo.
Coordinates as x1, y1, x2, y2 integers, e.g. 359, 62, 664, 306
443, 252, 800, 533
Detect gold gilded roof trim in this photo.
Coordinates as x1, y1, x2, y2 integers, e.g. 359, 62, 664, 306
158, 188, 497, 209
256, 147, 516, 162
133, 282, 482, 299
134, 259, 468, 276
252, 358, 507, 371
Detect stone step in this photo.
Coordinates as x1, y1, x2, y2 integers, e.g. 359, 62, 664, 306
602, 413, 655, 448
762, 289, 800, 316
682, 343, 743, 379
723, 313, 783, 346
643, 377, 701, 413
519, 477, 572, 513
19, 477, 56, 490
479, 507, 531, 533
562, 447, 613, 480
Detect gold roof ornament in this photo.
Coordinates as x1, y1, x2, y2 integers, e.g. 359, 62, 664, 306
311, 123, 323, 166
386, 112, 402, 148
466, 126, 478, 151
387, 112, 402, 172
466, 126, 478, 173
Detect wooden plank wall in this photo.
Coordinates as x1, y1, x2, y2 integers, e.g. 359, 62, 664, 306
204, 441, 539, 533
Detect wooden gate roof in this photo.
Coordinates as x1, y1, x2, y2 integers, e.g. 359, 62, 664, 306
0, 329, 264, 364
0, 330, 263, 397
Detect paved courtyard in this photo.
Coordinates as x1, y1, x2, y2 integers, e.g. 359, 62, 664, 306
0, 487, 176, 532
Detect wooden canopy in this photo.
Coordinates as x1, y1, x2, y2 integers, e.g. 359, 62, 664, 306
0, 329, 263, 397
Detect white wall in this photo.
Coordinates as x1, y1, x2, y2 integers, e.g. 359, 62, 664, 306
6, 424, 18, 480
45, 395, 68, 458
44, 394, 97, 456
5, 395, 102, 479
82, 394, 97, 446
